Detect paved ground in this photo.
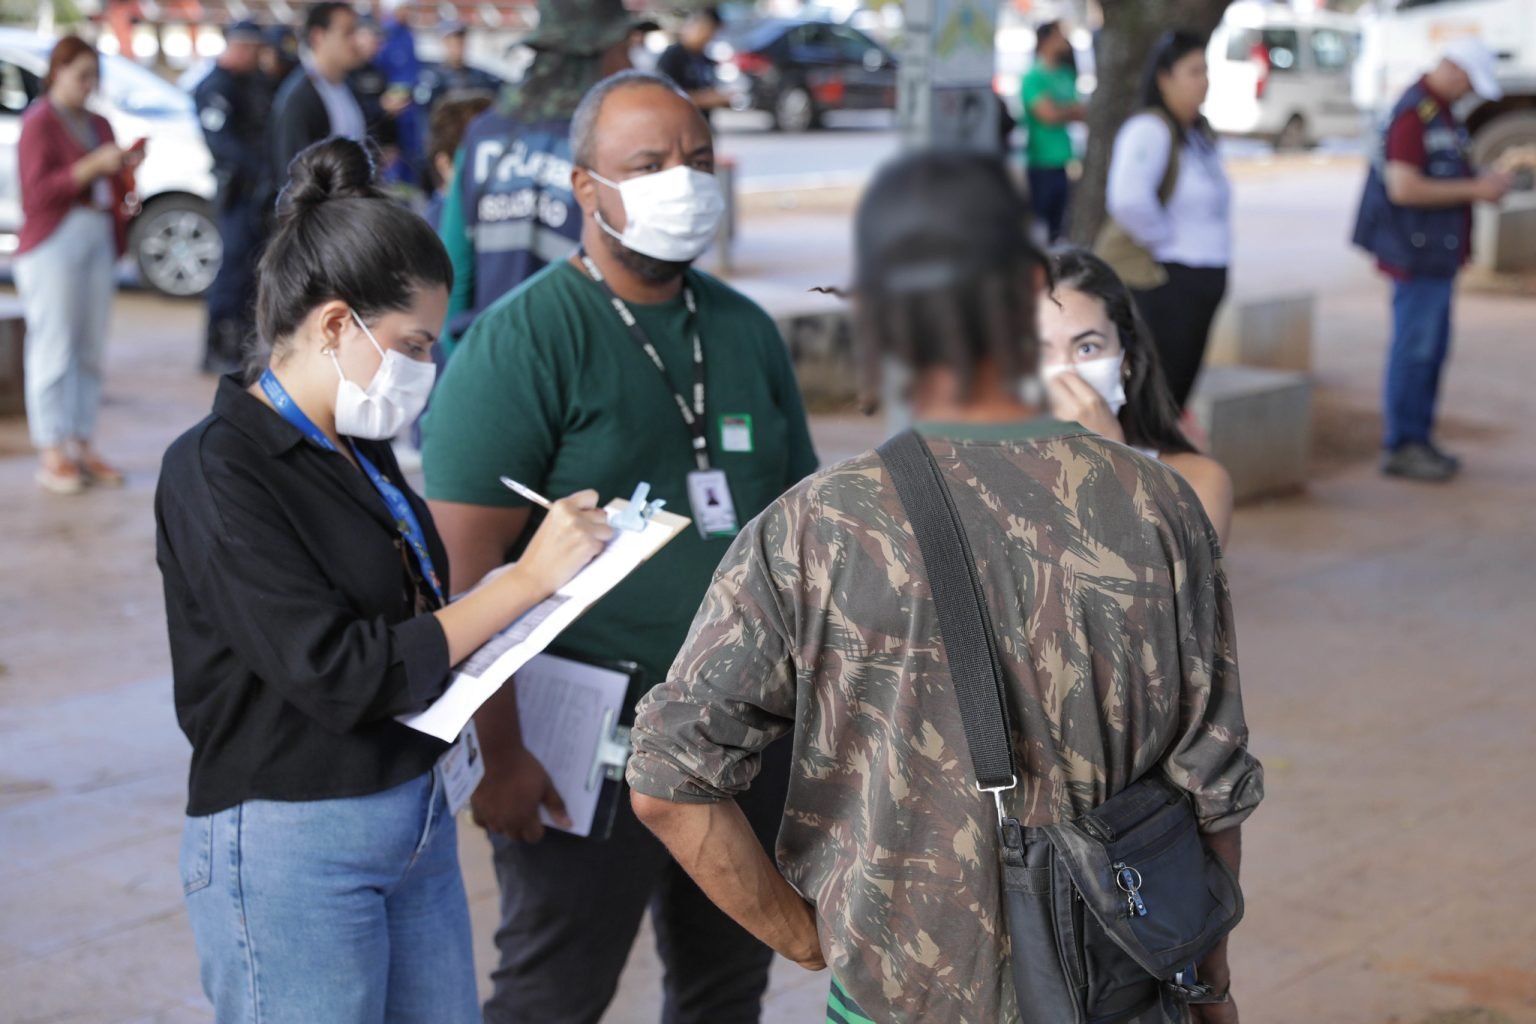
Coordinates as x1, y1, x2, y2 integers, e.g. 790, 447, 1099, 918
3, 159, 1536, 1024
714, 114, 1361, 189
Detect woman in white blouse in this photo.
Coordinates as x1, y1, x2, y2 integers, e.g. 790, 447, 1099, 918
1104, 30, 1232, 408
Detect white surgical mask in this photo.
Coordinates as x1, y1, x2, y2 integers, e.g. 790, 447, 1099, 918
330, 310, 437, 440
589, 165, 725, 263
1042, 353, 1127, 417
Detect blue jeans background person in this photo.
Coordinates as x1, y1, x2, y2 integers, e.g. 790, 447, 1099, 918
1384, 276, 1454, 454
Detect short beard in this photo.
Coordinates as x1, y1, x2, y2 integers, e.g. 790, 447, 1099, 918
603, 228, 692, 284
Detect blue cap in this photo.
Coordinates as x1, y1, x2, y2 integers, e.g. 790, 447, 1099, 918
226, 19, 263, 44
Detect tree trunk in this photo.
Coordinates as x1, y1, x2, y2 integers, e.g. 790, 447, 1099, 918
1068, 0, 1235, 246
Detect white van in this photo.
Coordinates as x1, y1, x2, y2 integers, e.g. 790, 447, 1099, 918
1355, 0, 1536, 167
1205, 1, 1364, 149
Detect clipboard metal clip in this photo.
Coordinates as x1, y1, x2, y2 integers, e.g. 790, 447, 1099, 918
609, 482, 666, 532
587, 708, 633, 790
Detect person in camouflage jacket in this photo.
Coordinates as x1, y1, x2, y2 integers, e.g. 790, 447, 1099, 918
628, 152, 1262, 1024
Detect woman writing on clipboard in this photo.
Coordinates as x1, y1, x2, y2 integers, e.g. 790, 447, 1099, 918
154, 138, 612, 1023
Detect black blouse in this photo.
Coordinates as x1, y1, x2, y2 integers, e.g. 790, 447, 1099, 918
156, 376, 453, 816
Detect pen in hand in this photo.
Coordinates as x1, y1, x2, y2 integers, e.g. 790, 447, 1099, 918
500, 477, 553, 510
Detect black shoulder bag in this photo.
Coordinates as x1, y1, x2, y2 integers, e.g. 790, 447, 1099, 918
877, 430, 1243, 1024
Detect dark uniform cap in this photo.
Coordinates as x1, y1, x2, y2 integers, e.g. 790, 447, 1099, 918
438, 19, 469, 39
523, 0, 641, 57
225, 19, 264, 44
855, 151, 1039, 295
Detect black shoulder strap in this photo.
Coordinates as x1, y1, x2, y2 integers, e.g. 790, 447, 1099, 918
877, 430, 1018, 795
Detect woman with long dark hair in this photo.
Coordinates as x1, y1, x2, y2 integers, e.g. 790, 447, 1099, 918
16, 36, 141, 493
1101, 30, 1232, 409
1041, 248, 1234, 544
156, 138, 613, 1021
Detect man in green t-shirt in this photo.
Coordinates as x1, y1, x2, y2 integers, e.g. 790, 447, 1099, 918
422, 70, 817, 1023
1021, 20, 1084, 241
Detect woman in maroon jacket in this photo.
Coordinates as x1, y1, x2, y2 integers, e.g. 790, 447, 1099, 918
16, 36, 141, 494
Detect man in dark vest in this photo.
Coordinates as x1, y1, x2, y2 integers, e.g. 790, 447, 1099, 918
435, 0, 634, 353
1351, 38, 1511, 482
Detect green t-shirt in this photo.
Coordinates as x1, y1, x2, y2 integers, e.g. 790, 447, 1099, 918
422, 258, 819, 690
1021, 62, 1078, 169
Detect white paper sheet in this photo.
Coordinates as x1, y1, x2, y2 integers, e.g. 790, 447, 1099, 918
513, 654, 631, 837
398, 504, 688, 742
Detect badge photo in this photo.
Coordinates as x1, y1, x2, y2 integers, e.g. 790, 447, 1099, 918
686, 468, 739, 539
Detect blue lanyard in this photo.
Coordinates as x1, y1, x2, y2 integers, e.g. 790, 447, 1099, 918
260, 370, 445, 606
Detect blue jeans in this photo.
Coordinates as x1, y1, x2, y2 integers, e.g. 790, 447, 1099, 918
1027, 166, 1071, 243
1385, 275, 1455, 450
180, 770, 478, 1024
15, 208, 115, 449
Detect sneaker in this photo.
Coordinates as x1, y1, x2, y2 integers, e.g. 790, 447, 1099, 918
1382, 443, 1458, 483
1427, 444, 1462, 472
35, 461, 86, 495
79, 456, 126, 488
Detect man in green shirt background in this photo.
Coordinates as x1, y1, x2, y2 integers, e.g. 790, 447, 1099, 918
422, 69, 817, 1023
1021, 20, 1084, 242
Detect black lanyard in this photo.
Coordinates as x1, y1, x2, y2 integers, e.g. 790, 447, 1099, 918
578, 252, 710, 471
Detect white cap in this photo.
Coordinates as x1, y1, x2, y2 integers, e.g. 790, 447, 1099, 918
1444, 37, 1503, 101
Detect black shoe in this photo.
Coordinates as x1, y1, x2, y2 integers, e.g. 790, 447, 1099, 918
1427, 444, 1461, 472
1382, 443, 1458, 482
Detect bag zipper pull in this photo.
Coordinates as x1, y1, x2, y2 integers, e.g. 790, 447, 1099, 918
1114, 862, 1148, 918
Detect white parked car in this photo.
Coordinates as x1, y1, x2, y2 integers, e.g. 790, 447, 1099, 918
0, 29, 221, 297
1205, 2, 1363, 149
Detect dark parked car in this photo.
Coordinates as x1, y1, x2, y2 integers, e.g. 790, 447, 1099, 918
713, 19, 897, 132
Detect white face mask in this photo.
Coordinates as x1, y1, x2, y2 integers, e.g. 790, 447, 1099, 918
330, 310, 437, 440
1042, 353, 1127, 417
589, 165, 725, 263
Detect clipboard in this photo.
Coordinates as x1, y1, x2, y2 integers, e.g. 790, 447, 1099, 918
512, 649, 648, 841
399, 492, 689, 742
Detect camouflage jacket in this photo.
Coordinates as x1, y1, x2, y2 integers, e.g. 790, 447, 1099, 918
627, 419, 1264, 1023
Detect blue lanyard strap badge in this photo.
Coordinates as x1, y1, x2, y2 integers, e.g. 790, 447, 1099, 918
259, 370, 446, 606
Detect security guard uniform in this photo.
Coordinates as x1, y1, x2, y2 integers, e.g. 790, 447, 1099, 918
415, 61, 501, 113
194, 27, 272, 374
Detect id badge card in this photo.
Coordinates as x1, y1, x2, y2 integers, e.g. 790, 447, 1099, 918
439, 719, 486, 816
686, 469, 739, 539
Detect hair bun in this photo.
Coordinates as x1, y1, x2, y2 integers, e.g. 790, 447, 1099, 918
278, 138, 383, 217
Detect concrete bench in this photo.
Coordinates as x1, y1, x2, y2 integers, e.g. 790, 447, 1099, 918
1473, 193, 1536, 274
1187, 365, 1311, 503
1207, 294, 1314, 374
773, 307, 857, 412
0, 295, 25, 417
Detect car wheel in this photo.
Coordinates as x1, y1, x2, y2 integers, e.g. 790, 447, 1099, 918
130, 195, 222, 298
773, 85, 818, 133
1275, 114, 1311, 152
1471, 110, 1536, 168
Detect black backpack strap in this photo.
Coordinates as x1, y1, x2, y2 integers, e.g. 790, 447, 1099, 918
877, 430, 1017, 816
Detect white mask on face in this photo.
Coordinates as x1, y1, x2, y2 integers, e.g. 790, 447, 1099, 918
330, 310, 437, 440
588, 165, 725, 263
1042, 353, 1127, 416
